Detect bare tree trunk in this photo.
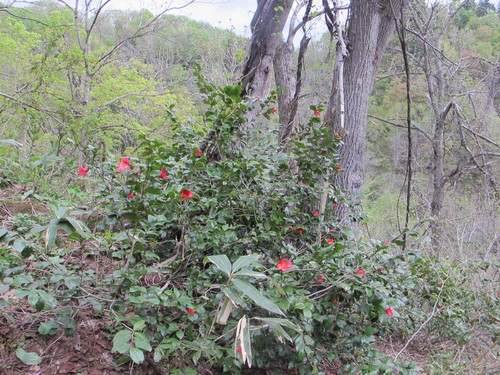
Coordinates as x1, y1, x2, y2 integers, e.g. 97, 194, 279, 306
325, 0, 405, 223
274, 41, 296, 142
241, 0, 294, 100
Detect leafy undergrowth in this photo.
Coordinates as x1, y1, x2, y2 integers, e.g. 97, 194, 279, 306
1, 76, 498, 375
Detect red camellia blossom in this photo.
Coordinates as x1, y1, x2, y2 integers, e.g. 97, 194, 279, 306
127, 192, 135, 199
327, 239, 335, 244
236, 346, 243, 354
271, 108, 277, 115
336, 165, 342, 171
329, 228, 335, 232
321, 149, 328, 154
437, 283, 443, 287
180, 189, 194, 200
383, 241, 389, 246
386, 307, 394, 316
276, 258, 293, 272
333, 203, 338, 208
356, 269, 366, 277
312, 211, 319, 216
314, 108, 321, 117
187, 308, 197, 314
376, 268, 383, 272
318, 275, 324, 282
159, 169, 168, 179
195, 150, 203, 156
296, 228, 305, 234
78, 166, 89, 178
117, 157, 131, 172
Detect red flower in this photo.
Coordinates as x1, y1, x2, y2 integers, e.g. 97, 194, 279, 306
329, 228, 335, 232
289, 226, 296, 231
336, 165, 342, 171
386, 307, 394, 316
117, 157, 131, 172
312, 211, 319, 216
78, 166, 89, 178
327, 239, 335, 244
383, 241, 389, 246
276, 258, 293, 272
332, 299, 338, 303
296, 228, 304, 234
321, 149, 328, 154
127, 192, 135, 199
437, 283, 443, 287
180, 189, 194, 200
159, 169, 168, 179
271, 108, 277, 115
313, 108, 321, 117
486, 296, 491, 300
356, 269, 366, 277
236, 346, 243, 354
187, 308, 197, 314
318, 275, 324, 282
376, 268, 383, 272
333, 203, 338, 208
195, 150, 203, 156
302, 180, 309, 184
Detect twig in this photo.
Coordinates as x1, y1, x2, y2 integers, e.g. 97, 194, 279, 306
395, 276, 448, 360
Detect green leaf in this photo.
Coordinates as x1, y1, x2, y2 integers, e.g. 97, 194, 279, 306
233, 270, 267, 278
38, 320, 59, 335
132, 319, 146, 331
254, 317, 302, 332
192, 350, 202, 364
64, 276, 80, 289
45, 219, 60, 250
15, 348, 42, 365
207, 255, 231, 275
0, 139, 22, 147
232, 254, 261, 273
64, 216, 91, 239
134, 332, 152, 352
232, 278, 283, 315
222, 286, 246, 307
112, 329, 132, 354
129, 347, 144, 364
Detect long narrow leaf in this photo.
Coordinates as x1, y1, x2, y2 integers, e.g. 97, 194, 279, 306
232, 254, 260, 273
232, 278, 283, 315
207, 255, 232, 275
45, 219, 60, 250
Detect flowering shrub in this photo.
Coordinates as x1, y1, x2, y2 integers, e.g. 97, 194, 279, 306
6, 71, 490, 375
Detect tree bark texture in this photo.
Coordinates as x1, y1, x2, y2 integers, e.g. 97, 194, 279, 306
325, 0, 405, 222
241, 0, 294, 100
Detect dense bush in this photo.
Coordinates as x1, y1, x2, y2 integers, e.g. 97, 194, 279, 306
1, 73, 498, 374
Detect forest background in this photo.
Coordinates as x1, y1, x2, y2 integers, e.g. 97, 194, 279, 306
0, 0, 498, 374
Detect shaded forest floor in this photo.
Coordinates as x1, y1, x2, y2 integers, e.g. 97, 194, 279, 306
0, 183, 498, 375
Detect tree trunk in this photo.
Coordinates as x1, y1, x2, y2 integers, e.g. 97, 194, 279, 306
241, 0, 294, 101
274, 41, 296, 143
325, 0, 405, 223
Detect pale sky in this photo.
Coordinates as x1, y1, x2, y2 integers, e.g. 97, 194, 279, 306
108, 0, 257, 37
